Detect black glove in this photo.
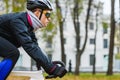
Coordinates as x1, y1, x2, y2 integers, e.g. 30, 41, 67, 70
49, 65, 67, 78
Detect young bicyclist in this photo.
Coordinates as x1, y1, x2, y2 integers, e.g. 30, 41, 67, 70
0, 0, 67, 79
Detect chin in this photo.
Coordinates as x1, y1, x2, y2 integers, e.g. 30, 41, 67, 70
45, 24, 48, 27
42, 25, 47, 28
44, 25, 47, 27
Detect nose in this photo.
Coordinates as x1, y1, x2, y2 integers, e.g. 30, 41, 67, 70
47, 17, 51, 22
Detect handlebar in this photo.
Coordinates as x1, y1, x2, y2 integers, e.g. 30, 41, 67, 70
45, 61, 65, 79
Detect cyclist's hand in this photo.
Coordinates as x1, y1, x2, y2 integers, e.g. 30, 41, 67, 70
51, 65, 67, 78
45, 61, 67, 79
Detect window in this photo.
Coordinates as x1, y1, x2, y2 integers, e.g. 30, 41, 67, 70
117, 47, 120, 53
103, 39, 108, 48
46, 41, 52, 48
90, 38, 95, 44
63, 22, 67, 30
90, 55, 94, 65
104, 55, 108, 58
89, 9, 94, 16
103, 55, 108, 69
117, 34, 120, 41
89, 22, 94, 30
103, 28, 107, 34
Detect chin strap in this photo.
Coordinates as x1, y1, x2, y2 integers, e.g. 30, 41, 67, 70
27, 10, 44, 30
39, 9, 43, 20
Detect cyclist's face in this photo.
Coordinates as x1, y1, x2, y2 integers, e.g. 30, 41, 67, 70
40, 10, 51, 27
34, 9, 51, 27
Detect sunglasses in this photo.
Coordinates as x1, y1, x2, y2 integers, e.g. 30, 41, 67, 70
43, 11, 51, 18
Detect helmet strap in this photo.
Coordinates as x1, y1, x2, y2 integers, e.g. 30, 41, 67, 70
39, 9, 43, 20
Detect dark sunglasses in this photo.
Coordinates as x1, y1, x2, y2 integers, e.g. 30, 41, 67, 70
43, 11, 51, 18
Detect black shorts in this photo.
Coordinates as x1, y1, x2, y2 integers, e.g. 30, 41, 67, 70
0, 36, 20, 79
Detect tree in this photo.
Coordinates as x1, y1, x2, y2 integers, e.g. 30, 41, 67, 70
4, 0, 26, 13
55, 0, 68, 64
4, 0, 9, 13
107, 0, 115, 75
114, 0, 120, 58
92, 1, 101, 75
12, 0, 26, 12
70, 0, 93, 75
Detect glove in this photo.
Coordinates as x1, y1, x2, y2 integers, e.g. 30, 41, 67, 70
49, 65, 67, 78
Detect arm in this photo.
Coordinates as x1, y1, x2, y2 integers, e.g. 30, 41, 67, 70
10, 19, 54, 73
10, 18, 67, 77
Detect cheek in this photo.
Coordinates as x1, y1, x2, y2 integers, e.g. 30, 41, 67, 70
40, 16, 48, 26
40, 16, 45, 23
41, 16, 48, 23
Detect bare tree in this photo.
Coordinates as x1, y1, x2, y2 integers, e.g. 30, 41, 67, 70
71, 0, 93, 75
92, 1, 101, 75
55, 0, 68, 64
4, 0, 26, 13
92, 5, 98, 75
107, 0, 115, 75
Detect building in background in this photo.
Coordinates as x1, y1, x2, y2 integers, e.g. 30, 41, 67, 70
50, 0, 120, 72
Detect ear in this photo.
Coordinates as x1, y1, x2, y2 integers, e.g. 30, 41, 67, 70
33, 9, 41, 18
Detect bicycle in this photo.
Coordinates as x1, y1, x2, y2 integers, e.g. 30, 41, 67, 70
9, 61, 65, 80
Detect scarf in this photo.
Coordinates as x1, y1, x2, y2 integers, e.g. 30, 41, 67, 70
27, 10, 44, 31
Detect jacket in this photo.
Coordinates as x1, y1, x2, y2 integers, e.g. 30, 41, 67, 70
0, 12, 54, 73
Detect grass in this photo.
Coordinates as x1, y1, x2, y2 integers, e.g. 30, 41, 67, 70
48, 73, 120, 80
7, 73, 120, 80
7, 75, 30, 80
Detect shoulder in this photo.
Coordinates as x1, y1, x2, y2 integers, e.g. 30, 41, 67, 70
11, 12, 27, 21
0, 12, 27, 24
10, 12, 28, 25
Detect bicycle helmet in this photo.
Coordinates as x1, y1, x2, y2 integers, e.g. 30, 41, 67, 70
27, 0, 53, 11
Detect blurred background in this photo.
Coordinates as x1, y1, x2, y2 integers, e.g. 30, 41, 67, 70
0, 0, 120, 76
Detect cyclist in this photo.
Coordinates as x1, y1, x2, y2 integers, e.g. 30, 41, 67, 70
0, 0, 67, 79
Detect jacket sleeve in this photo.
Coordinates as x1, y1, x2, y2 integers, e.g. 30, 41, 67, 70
10, 18, 54, 72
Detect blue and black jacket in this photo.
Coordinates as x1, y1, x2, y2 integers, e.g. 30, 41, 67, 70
0, 12, 55, 73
